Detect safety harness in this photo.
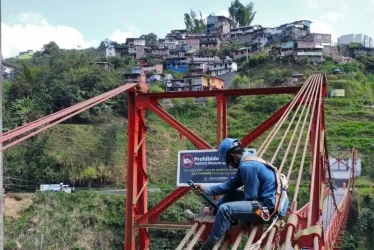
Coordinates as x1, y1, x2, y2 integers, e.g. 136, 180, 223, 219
243, 156, 288, 221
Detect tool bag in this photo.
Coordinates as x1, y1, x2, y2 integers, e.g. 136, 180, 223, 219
243, 156, 289, 221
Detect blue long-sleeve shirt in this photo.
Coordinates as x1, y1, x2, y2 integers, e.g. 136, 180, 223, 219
204, 151, 288, 216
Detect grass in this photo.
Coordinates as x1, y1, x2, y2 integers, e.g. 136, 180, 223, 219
5, 190, 204, 250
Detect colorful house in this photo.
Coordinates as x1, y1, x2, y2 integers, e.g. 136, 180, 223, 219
165, 75, 224, 92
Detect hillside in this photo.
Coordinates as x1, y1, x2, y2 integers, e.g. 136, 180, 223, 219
4, 191, 204, 250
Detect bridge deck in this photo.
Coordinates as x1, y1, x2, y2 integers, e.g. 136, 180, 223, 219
323, 188, 346, 232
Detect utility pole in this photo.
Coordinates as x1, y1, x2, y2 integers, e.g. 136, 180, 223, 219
0, 0, 4, 249
246, 47, 249, 63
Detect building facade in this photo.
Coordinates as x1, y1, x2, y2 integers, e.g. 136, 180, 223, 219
200, 35, 223, 49
338, 34, 374, 48
166, 57, 189, 73
206, 15, 232, 41
165, 75, 224, 92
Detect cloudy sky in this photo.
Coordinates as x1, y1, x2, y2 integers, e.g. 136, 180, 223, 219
2, 0, 374, 58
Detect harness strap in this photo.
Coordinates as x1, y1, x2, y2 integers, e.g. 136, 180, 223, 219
243, 156, 282, 221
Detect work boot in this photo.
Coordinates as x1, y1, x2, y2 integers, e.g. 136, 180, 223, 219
200, 237, 219, 250
183, 209, 200, 222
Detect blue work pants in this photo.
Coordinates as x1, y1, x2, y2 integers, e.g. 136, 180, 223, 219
210, 190, 264, 241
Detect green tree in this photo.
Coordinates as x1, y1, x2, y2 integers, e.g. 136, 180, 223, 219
231, 75, 249, 89
229, 0, 256, 27
82, 166, 98, 188
140, 33, 158, 47
184, 10, 206, 34
196, 47, 219, 57
264, 69, 290, 86
219, 39, 243, 57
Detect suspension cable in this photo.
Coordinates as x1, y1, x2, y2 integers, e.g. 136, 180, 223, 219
257, 79, 311, 156
292, 75, 321, 211
285, 76, 318, 180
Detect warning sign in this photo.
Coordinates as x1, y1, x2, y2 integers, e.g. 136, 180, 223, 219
177, 149, 256, 186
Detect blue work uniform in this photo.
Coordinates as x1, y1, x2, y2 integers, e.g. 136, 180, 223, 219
203, 151, 289, 241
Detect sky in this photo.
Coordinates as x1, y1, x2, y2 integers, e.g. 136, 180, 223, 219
2, 0, 374, 58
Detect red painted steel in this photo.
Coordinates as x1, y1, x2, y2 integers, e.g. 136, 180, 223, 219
147, 100, 212, 149
0, 84, 137, 148
137, 109, 149, 250
125, 90, 137, 250
141, 86, 302, 99
216, 94, 224, 147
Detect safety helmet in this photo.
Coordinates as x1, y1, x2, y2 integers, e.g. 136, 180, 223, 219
218, 138, 241, 164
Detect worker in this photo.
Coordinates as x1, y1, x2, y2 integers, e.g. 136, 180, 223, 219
184, 138, 289, 250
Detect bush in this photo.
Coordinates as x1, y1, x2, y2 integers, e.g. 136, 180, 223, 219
4, 242, 18, 250
264, 68, 290, 86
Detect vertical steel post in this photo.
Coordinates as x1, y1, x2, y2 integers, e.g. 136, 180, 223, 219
216, 95, 223, 147
125, 90, 137, 250
137, 109, 149, 250
222, 96, 227, 139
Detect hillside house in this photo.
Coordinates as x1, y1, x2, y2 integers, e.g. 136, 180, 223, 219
106, 45, 116, 57
115, 44, 129, 57
166, 57, 189, 73
200, 35, 223, 49
347, 47, 374, 58
281, 41, 295, 56
232, 47, 251, 60
192, 56, 220, 64
147, 73, 173, 84
123, 72, 146, 83
186, 36, 201, 52
152, 48, 170, 58
338, 34, 374, 48
296, 41, 324, 63
165, 75, 224, 92
169, 49, 186, 58
207, 59, 238, 76
126, 38, 146, 47
190, 62, 209, 74
142, 64, 163, 75
304, 33, 332, 46
206, 15, 233, 42
166, 29, 187, 40
229, 20, 312, 49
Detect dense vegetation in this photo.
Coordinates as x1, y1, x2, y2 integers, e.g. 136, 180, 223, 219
3, 42, 374, 249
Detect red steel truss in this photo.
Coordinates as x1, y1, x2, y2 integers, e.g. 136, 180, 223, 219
126, 85, 303, 250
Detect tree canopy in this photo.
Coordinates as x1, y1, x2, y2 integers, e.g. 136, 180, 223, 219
184, 9, 206, 34
140, 33, 158, 47
228, 0, 256, 27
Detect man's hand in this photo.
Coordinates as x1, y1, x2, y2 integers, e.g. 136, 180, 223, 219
192, 184, 205, 195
